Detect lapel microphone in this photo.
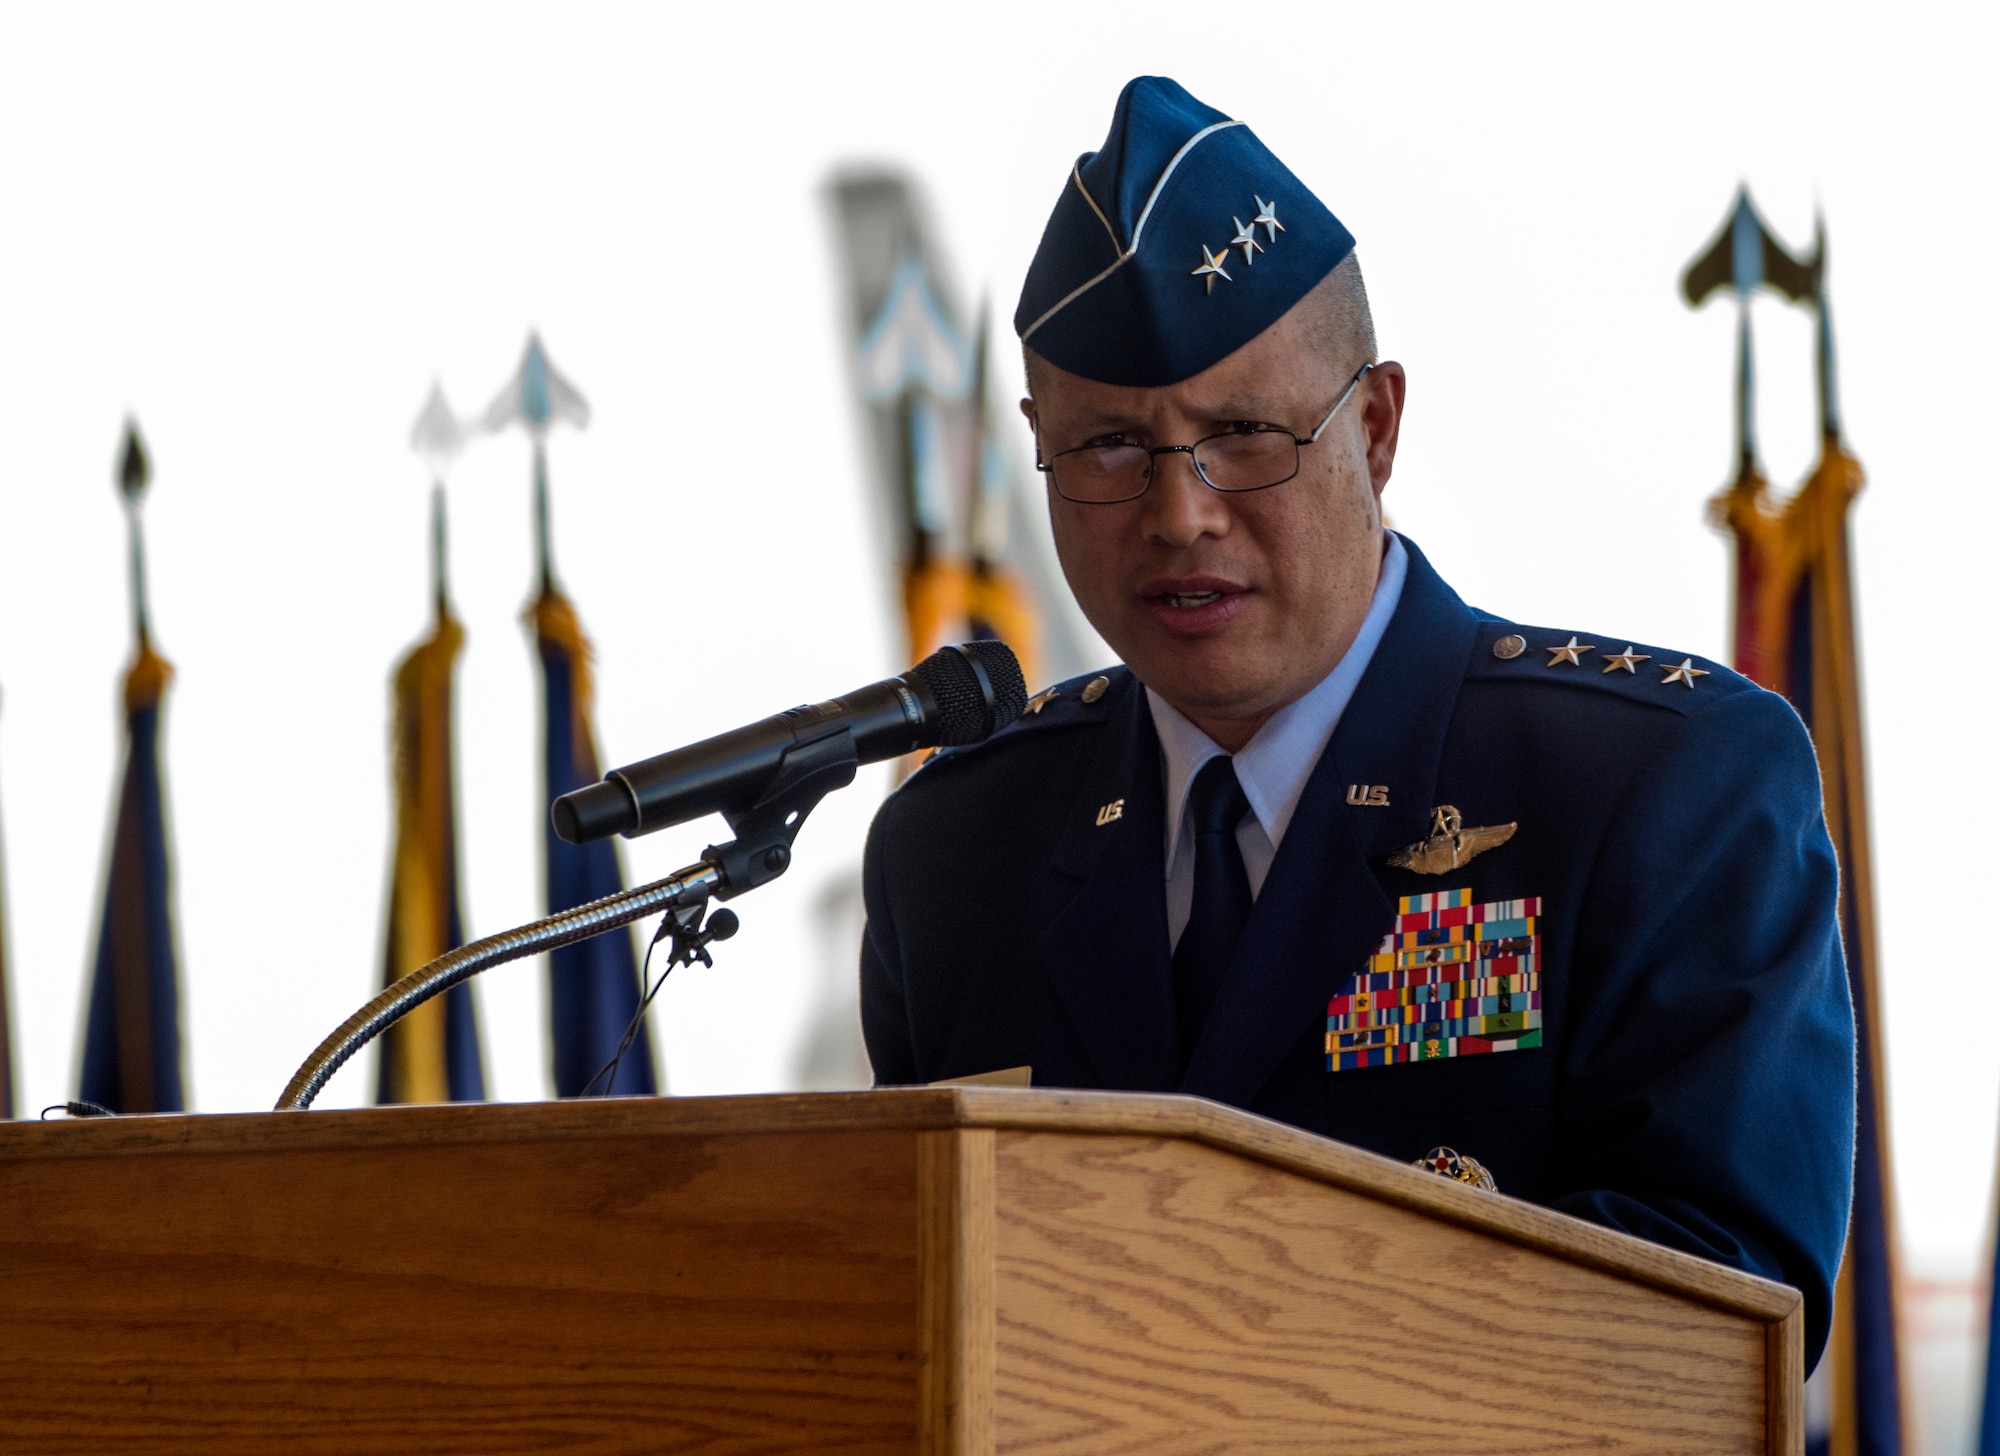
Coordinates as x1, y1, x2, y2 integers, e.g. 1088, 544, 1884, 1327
552, 640, 1027, 844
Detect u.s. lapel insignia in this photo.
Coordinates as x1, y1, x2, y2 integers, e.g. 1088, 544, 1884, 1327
1024, 687, 1060, 715
1385, 805, 1517, 875
1095, 798, 1125, 827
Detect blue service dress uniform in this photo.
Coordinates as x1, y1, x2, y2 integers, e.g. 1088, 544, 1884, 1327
860, 535, 1855, 1365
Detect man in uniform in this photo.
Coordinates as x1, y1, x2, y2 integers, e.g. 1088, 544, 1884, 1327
859, 75, 1854, 1364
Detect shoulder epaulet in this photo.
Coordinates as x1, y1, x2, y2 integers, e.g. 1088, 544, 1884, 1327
1465, 619, 1756, 715
911, 663, 1130, 774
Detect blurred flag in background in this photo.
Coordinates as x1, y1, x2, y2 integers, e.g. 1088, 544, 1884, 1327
375, 389, 485, 1105
77, 423, 185, 1114
486, 336, 656, 1097
1689, 194, 1905, 1456
0, 695, 15, 1119
828, 170, 1097, 691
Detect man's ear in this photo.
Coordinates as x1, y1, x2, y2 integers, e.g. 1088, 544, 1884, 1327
1018, 396, 1037, 428
1361, 361, 1407, 496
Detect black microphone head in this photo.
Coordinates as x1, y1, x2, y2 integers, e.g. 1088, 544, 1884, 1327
911, 640, 1029, 746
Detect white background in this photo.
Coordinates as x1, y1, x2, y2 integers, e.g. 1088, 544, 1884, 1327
0, 2, 1994, 1434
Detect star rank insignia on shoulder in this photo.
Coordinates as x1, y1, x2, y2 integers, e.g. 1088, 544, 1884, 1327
1660, 658, 1710, 689
1480, 627, 1733, 705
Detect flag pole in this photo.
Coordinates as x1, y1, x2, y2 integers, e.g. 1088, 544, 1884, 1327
1687, 195, 1906, 1456
77, 418, 185, 1115
375, 383, 486, 1105
484, 334, 657, 1097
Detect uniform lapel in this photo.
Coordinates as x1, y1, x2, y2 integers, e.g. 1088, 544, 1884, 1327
1181, 538, 1483, 1107
1033, 673, 1182, 1093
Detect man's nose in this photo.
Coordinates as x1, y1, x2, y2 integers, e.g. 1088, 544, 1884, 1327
1140, 450, 1232, 548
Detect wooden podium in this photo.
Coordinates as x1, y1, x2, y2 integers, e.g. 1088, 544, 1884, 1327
0, 1088, 1799, 1453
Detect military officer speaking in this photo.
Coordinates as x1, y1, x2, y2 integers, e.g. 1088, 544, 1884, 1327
859, 75, 1855, 1364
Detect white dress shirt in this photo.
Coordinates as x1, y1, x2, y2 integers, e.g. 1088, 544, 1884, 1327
1147, 531, 1408, 949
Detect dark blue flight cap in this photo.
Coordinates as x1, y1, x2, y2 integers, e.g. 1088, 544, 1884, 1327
1014, 76, 1356, 387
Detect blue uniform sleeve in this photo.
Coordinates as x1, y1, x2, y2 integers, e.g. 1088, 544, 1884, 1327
1551, 686, 1854, 1367
859, 806, 921, 1086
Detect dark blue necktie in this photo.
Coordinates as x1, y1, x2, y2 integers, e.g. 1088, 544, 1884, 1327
1172, 754, 1253, 1063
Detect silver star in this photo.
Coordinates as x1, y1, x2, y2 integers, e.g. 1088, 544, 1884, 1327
1544, 635, 1595, 668
1230, 217, 1264, 265
1661, 658, 1710, 689
1192, 243, 1233, 294
1253, 196, 1285, 242
1601, 645, 1651, 675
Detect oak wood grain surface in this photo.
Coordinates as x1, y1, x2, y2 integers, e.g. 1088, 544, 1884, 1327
992, 1132, 1769, 1454
0, 1122, 922, 1454
0, 1089, 1797, 1453
918, 1130, 995, 1456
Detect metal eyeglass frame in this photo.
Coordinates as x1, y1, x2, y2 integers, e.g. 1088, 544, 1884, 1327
1035, 362, 1375, 505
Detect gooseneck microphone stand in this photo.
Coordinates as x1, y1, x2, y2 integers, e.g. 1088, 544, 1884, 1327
276, 725, 862, 1110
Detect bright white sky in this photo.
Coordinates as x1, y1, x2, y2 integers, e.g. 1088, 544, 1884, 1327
0, 2, 1994, 1271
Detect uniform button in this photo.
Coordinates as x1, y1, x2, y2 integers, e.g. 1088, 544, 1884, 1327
1492, 634, 1527, 660
1081, 675, 1110, 703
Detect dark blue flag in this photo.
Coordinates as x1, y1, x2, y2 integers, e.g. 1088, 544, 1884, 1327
533, 587, 654, 1096
0, 695, 17, 1120
78, 645, 185, 1113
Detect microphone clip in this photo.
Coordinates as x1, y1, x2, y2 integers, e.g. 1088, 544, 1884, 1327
702, 722, 859, 900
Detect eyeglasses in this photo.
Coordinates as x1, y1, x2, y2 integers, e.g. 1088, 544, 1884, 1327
1036, 363, 1374, 505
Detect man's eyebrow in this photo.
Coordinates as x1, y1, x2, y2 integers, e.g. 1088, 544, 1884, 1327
1052, 408, 1151, 432
1189, 396, 1288, 420
1050, 397, 1288, 432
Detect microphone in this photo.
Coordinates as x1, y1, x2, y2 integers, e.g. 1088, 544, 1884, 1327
553, 640, 1028, 844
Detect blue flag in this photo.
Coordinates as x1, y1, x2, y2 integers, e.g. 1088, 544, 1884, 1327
533, 587, 654, 1096
78, 644, 185, 1113
0, 697, 16, 1120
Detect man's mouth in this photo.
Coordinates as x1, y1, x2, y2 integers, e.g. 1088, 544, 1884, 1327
1139, 577, 1249, 635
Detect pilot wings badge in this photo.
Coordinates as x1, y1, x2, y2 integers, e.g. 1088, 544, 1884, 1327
1386, 805, 1517, 875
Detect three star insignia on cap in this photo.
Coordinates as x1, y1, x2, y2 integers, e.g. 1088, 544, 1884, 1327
1601, 645, 1650, 675
1192, 244, 1233, 294
1229, 217, 1263, 265
1661, 658, 1710, 689
1194, 198, 1284, 293
1544, 635, 1594, 668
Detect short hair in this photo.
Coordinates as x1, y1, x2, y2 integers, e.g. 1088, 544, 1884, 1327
1024, 251, 1377, 397
1305, 252, 1378, 375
